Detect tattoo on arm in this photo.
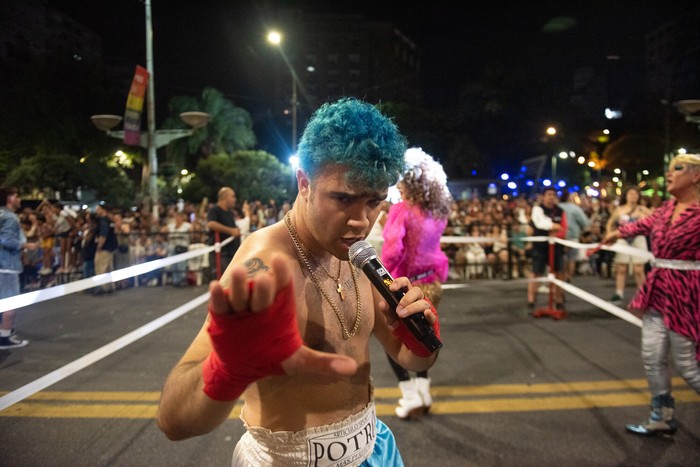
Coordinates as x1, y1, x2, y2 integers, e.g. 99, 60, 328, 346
244, 257, 269, 276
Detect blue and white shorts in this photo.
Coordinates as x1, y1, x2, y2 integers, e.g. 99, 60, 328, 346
231, 401, 404, 466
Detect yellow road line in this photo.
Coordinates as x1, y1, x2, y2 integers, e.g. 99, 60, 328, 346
2, 377, 685, 402
20, 391, 163, 401
374, 378, 658, 398
2, 390, 699, 418
1, 379, 697, 419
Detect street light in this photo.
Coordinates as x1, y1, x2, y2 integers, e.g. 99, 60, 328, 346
90, 111, 208, 148
544, 127, 561, 180
90, 0, 209, 220
552, 151, 569, 182
673, 99, 700, 129
267, 29, 300, 154
91, 112, 208, 207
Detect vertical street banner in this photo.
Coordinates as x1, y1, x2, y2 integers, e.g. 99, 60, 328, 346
123, 65, 149, 146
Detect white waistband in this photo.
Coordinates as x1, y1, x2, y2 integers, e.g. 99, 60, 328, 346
233, 401, 377, 467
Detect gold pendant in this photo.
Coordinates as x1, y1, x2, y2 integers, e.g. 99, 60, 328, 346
337, 282, 345, 301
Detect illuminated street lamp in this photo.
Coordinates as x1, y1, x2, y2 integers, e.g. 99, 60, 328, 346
544, 127, 561, 180
674, 99, 700, 129
267, 29, 300, 153
552, 151, 570, 182
90, 111, 208, 148
90, 0, 209, 219
91, 112, 208, 207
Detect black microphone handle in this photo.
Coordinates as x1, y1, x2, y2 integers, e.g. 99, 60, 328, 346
361, 260, 442, 354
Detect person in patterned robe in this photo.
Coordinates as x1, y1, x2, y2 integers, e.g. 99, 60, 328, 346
604, 153, 700, 436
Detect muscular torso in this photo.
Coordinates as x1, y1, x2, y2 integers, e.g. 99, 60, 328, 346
226, 223, 376, 432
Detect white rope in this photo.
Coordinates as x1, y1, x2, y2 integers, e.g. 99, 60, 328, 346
0, 292, 210, 411
0, 237, 232, 313
520, 236, 655, 262
440, 235, 509, 244
549, 275, 643, 327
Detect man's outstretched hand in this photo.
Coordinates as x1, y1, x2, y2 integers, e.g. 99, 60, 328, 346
203, 255, 358, 401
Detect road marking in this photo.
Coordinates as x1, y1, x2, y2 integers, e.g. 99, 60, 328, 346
0, 293, 210, 412
2, 379, 697, 419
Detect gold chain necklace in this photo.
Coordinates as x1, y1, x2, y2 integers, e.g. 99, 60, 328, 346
307, 242, 344, 300
284, 212, 362, 339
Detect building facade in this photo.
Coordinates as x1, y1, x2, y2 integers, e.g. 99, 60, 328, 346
268, 10, 422, 134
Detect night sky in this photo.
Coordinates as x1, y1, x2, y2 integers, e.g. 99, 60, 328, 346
46, 0, 694, 161
47, 1, 690, 101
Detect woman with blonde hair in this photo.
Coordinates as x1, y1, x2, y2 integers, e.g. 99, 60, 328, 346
381, 147, 453, 419
606, 186, 653, 305
603, 153, 700, 436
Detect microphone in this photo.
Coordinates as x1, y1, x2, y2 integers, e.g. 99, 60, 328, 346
348, 241, 442, 354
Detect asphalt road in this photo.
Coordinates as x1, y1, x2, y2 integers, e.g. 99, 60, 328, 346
1, 275, 698, 466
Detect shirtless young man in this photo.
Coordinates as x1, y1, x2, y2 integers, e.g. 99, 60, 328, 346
157, 98, 441, 466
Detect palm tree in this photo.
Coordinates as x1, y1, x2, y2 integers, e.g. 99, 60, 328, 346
163, 88, 257, 170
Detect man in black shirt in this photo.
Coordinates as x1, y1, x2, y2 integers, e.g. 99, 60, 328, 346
527, 187, 567, 314
94, 204, 118, 294
207, 187, 241, 279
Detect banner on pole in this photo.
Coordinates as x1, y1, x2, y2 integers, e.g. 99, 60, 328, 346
123, 65, 149, 146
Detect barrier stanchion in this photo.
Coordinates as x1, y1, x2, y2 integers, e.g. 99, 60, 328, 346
533, 237, 567, 320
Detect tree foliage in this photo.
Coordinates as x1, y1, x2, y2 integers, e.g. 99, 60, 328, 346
3, 152, 135, 207
183, 150, 293, 204
602, 134, 665, 180
163, 88, 257, 170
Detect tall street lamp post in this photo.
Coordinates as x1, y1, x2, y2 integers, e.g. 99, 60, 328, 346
90, 0, 208, 219
545, 126, 559, 181
90, 112, 209, 206
267, 30, 299, 154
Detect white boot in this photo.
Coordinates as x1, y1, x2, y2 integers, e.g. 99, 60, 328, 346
415, 377, 432, 413
395, 379, 425, 419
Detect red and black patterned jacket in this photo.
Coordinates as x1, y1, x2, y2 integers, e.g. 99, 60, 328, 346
619, 199, 700, 360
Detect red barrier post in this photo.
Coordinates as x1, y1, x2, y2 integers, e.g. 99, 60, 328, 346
533, 237, 567, 320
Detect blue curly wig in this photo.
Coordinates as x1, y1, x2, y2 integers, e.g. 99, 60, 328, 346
297, 98, 407, 191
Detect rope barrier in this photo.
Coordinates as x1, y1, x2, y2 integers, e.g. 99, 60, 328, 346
0, 236, 233, 313
0, 292, 210, 411
551, 276, 642, 327
521, 235, 656, 262
1, 231, 689, 411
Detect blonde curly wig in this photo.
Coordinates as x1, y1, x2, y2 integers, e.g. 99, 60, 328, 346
399, 147, 453, 220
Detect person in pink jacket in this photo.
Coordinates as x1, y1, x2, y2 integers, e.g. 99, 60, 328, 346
381, 147, 453, 419
604, 153, 700, 436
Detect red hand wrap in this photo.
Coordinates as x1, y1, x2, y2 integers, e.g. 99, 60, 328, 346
202, 283, 303, 401
391, 297, 440, 358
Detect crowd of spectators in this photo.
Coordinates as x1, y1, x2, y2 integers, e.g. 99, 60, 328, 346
16, 198, 289, 292
15, 189, 661, 294
440, 189, 661, 283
